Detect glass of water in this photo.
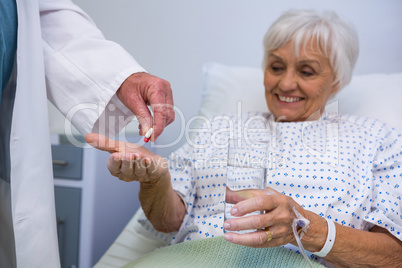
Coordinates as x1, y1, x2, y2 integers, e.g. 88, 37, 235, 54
224, 138, 269, 234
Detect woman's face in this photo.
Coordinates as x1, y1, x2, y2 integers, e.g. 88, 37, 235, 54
264, 40, 338, 122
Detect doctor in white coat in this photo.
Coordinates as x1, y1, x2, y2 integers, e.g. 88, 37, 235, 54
0, 0, 174, 267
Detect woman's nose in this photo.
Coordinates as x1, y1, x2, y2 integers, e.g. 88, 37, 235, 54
278, 71, 297, 91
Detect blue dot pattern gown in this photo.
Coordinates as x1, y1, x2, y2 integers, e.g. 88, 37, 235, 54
141, 112, 402, 265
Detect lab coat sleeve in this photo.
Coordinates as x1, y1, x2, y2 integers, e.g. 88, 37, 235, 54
38, 0, 146, 136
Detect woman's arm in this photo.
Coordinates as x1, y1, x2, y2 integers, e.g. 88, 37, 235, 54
328, 224, 401, 267
85, 133, 186, 233
138, 170, 186, 233
302, 211, 402, 267
223, 188, 402, 268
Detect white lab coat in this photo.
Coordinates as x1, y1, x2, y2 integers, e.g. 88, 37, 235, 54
0, 0, 145, 267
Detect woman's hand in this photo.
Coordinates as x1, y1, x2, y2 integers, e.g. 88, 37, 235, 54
223, 187, 311, 248
85, 133, 186, 233
224, 188, 402, 268
85, 133, 169, 183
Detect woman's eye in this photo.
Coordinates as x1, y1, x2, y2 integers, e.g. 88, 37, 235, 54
301, 71, 313, 76
271, 66, 283, 72
300, 68, 315, 77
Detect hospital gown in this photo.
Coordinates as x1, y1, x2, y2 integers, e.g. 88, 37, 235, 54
144, 112, 402, 263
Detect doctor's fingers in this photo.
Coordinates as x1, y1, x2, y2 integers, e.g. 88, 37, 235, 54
151, 103, 174, 142
148, 84, 175, 141
152, 80, 175, 125
165, 85, 175, 125
132, 99, 153, 137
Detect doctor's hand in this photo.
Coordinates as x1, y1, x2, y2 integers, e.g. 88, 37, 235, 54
85, 133, 169, 183
117, 72, 175, 142
223, 187, 315, 249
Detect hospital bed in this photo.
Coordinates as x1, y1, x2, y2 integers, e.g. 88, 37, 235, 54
93, 63, 402, 267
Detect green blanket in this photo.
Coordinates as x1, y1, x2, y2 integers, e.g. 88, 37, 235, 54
124, 236, 324, 268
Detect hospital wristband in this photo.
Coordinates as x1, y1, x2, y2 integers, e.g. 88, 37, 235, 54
312, 218, 336, 258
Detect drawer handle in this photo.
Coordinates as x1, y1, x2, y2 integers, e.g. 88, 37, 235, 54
53, 160, 68, 166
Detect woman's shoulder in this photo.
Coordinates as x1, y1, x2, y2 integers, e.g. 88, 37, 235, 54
337, 114, 402, 139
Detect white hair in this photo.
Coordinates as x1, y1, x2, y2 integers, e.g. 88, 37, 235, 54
262, 9, 359, 90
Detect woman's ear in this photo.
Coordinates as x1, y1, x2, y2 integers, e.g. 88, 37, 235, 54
330, 81, 341, 96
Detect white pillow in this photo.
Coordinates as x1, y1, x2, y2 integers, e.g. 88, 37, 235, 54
336, 73, 402, 133
200, 63, 266, 117
200, 62, 402, 133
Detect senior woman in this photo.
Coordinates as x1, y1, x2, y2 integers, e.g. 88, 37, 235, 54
86, 10, 402, 267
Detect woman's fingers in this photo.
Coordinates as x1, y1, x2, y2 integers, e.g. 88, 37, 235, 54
224, 227, 294, 248
225, 213, 269, 231
225, 188, 263, 204
118, 153, 136, 181
107, 152, 165, 182
227, 187, 280, 216
231, 194, 276, 216
107, 153, 122, 177
133, 156, 148, 179
231, 189, 292, 216
225, 230, 269, 247
85, 133, 124, 153
146, 157, 158, 176
224, 189, 303, 248
85, 133, 145, 154
225, 208, 292, 234
86, 133, 166, 183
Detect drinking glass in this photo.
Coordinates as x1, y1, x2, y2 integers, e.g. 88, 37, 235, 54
224, 138, 269, 234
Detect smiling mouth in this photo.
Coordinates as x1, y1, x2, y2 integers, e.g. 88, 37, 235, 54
277, 94, 303, 103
